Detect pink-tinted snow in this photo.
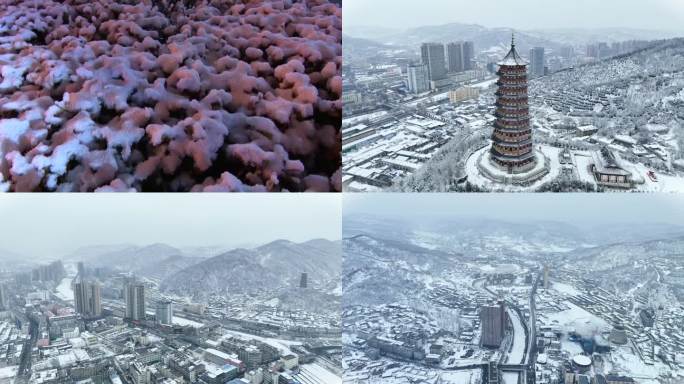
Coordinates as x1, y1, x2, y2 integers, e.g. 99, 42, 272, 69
0, 0, 341, 191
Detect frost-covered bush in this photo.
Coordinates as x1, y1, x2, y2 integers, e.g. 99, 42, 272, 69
0, 0, 342, 191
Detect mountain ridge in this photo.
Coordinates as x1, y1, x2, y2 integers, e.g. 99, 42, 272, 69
159, 239, 341, 298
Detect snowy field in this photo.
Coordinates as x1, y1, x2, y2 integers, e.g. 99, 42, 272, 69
539, 301, 609, 336
0, 0, 341, 192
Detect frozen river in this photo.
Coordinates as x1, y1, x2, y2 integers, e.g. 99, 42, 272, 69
506, 307, 526, 364
502, 307, 527, 384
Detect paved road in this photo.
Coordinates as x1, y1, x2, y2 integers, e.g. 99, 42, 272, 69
16, 315, 38, 383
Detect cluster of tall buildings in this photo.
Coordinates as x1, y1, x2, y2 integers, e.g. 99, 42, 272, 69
523, 40, 650, 79
407, 41, 475, 93
73, 261, 103, 319
446, 41, 475, 73
586, 42, 613, 60
32, 261, 65, 282
585, 40, 651, 61
71, 266, 170, 324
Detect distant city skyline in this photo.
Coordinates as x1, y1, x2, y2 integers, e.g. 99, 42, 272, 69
344, 0, 684, 33
0, 195, 341, 259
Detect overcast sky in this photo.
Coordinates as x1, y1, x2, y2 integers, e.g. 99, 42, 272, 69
344, 194, 684, 227
344, 0, 684, 32
0, 195, 341, 258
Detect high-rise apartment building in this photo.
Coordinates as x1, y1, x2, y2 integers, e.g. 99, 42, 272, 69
407, 63, 430, 94
156, 300, 173, 325
447, 42, 464, 73
420, 43, 447, 81
77, 262, 85, 279
0, 283, 7, 310
299, 272, 308, 289
529, 47, 545, 77
463, 41, 475, 70
480, 302, 506, 348
74, 279, 102, 318
125, 280, 146, 321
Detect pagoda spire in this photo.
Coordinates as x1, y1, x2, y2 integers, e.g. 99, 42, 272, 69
511, 31, 515, 48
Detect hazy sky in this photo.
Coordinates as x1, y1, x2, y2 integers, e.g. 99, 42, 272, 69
344, 0, 684, 32
344, 194, 684, 226
0, 195, 341, 258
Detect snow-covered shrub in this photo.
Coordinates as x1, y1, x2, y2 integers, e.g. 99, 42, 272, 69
0, 0, 341, 191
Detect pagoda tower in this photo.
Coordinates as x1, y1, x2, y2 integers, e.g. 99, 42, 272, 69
490, 34, 536, 173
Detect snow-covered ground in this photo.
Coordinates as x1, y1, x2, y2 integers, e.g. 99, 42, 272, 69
550, 282, 581, 297
573, 151, 597, 187
506, 307, 526, 364
465, 145, 561, 192
502, 372, 520, 384
567, 147, 684, 192
480, 263, 521, 274
439, 370, 481, 384
223, 329, 302, 355
465, 139, 684, 192
609, 346, 671, 382
294, 362, 342, 384
483, 234, 575, 254
540, 301, 609, 336
0, 365, 18, 382
343, 110, 389, 126
55, 276, 74, 302
560, 338, 584, 355
470, 77, 499, 90
631, 162, 684, 192
171, 316, 203, 328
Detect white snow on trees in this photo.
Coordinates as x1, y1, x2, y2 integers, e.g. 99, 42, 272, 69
0, 0, 341, 191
